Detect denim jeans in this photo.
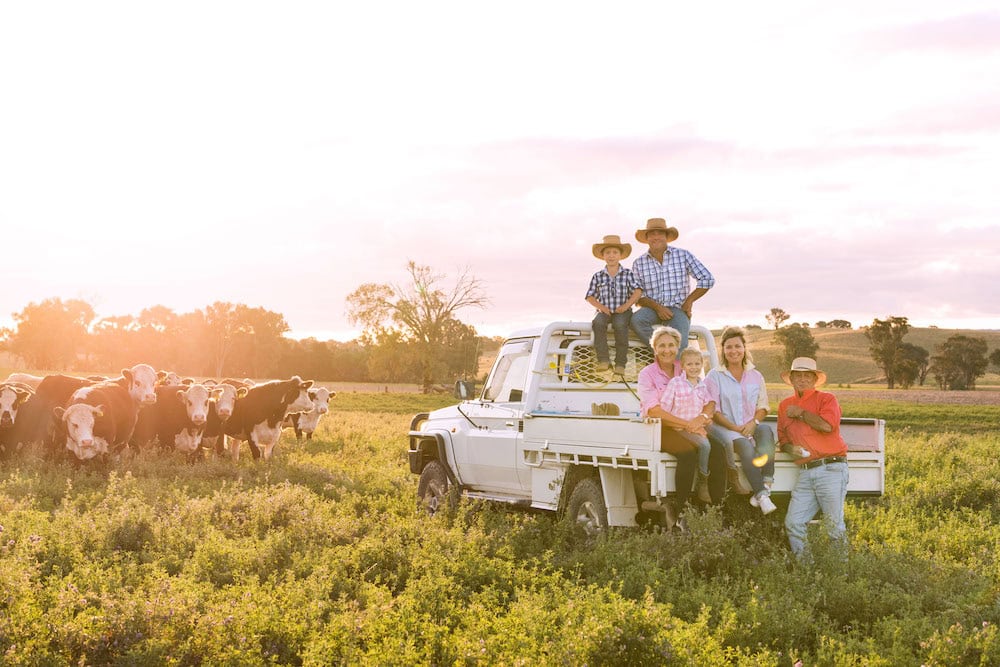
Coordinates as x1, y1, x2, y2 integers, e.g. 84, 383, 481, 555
592, 311, 632, 368
785, 461, 849, 557
661, 425, 728, 508
707, 423, 776, 494
678, 431, 711, 475
631, 305, 691, 351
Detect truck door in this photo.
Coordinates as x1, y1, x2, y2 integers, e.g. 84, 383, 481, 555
456, 338, 533, 495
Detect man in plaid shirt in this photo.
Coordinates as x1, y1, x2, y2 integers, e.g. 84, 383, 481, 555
631, 217, 715, 352
585, 235, 642, 375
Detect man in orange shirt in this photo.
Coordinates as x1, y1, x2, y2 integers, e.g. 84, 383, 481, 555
777, 358, 849, 558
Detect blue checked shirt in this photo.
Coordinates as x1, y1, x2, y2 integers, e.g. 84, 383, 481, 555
585, 267, 641, 311
631, 247, 715, 307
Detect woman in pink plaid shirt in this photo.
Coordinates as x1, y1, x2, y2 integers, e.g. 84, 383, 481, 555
659, 347, 715, 503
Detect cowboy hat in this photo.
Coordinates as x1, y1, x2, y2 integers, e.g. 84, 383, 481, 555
780, 357, 828, 387
592, 234, 632, 260
635, 217, 680, 244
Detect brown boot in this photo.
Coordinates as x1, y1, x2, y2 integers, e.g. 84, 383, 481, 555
695, 471, 712, 504
727, 467, 752, 495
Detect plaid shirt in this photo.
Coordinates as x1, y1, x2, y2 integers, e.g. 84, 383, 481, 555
631, 247, 715, 307
659, 374, 712, 421
585, 266, 641, 311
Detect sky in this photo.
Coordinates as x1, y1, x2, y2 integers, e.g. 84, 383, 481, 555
2, 1, 999, 342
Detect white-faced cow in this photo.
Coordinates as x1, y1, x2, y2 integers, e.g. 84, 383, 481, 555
133, 383, 219, 454
55, 381, 138, 462
223, 376, 313, 461
0, 382, 34, 458
283, 386, 335, 442
3, 372, 45, 391
202, 383, 246, 455
13, 374, 96, 456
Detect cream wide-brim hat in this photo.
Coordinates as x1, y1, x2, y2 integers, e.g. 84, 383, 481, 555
780, 357, 828, 387
592, 234, 632, 260
635, 217, 680, 244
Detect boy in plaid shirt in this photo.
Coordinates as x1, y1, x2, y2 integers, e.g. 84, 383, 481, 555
585, 235, 642, 375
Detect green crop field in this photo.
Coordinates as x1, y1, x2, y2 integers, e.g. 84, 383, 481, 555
2, 392, 999, 664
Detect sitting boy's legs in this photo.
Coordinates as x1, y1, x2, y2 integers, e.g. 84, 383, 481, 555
591, 312, 611, 369
611, 311, 631, 372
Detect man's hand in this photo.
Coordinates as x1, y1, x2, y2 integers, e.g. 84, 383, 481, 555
785, 405, 804, 420
655, 305, 673, 321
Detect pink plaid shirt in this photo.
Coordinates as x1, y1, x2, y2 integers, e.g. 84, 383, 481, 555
659, 374, 712, 421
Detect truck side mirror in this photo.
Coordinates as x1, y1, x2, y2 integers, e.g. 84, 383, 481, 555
454, 380, 476, 400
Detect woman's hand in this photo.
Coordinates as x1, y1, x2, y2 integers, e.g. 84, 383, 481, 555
739, 420, 756, 438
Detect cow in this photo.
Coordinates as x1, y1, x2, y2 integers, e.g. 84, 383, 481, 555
51, 364, 158, 462
12, 374, 96, 456
283, 386, 335, 442
202, 383, 246, 455
156, 370, 195, 387
0, 382, 34, 458
3, 372, 45, 391
132, 383, 218, 454
55, 381, 138, 462
223, 376, 313, 461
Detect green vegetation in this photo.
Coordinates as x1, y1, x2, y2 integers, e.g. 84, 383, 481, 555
1, 393, 999, 664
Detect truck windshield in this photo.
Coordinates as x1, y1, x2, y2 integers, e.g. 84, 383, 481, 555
483, 339, 534, 402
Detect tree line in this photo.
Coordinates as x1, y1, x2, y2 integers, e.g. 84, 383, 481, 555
0, 263, 490, 390
766, 308, 999, 390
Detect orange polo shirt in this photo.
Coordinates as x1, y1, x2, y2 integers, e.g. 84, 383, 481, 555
777, 389, 847, 464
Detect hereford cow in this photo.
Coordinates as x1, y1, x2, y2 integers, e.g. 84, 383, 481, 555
52, 364, 158, 461
12, 374, 96, 455
0, 383, 34, 458
55, 381, 138, 461
202, 383, 246, 454
3, 372, 45, 391
283, 386, 335, 442
132, 384, 218, 454
223, 376, 313, 461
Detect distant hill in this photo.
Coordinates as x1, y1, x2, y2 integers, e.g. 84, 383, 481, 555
732, 326, 1000, 387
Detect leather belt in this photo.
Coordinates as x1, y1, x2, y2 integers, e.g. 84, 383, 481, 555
801, 455, 846, 469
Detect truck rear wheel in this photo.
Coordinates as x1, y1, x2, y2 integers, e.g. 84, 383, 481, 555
417, 460, 453, 515
566, 477, 608, 534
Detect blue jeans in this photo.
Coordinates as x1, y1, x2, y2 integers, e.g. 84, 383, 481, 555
707, 423, 776, 495
592, 311, 632, 368
785, 461, 849, 557
631, 305, 691, 351
677, 430, 711, 475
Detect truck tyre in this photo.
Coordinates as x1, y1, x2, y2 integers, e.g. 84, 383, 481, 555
565, 477, 608, 534
417, 460, 453, 515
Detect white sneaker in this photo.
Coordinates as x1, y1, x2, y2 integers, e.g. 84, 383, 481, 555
758, 495, 778, 515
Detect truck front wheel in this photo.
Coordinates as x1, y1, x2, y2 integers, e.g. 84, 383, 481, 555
417, 460, 453, 515
566, 477, 608, 534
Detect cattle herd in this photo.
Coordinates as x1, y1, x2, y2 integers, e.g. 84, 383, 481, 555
0, 366, 336, 464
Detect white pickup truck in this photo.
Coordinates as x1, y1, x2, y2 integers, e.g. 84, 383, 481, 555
408, 322, 884, 530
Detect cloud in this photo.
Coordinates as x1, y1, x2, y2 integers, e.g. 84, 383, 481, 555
862, 13, 1000, 54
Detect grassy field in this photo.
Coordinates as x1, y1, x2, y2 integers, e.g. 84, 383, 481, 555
1, 392, 999, 664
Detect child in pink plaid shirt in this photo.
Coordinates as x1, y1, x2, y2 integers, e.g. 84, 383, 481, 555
659, 347, 715, 503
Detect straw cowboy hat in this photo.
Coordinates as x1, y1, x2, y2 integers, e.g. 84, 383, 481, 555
780, 357, 828, 387
635, 217, 680, 244
592, 234, 632, 259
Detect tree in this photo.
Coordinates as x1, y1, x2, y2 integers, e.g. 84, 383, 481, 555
774, 323, 819, 367
6, 298, 95, 370
346, 262, 488, 392
894, 343, 929, 389
765, 308, 790, 330
864, 316, 910, 389
990, 349, 1000, 372
829, 319, 852, 329
929, 335, 988, 390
